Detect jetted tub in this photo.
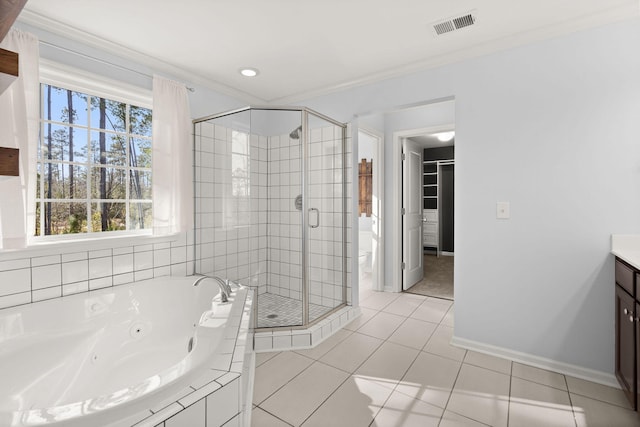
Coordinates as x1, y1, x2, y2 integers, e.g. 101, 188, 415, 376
0, 276, 248, 426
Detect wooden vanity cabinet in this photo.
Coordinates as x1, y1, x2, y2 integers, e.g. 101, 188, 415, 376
615, 257, 638, 410
616, 283, 636, 408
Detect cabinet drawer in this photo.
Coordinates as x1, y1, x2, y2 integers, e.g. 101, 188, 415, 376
423, 223, 437, 234
423, 233, 437, 246
616, 259, 635, 297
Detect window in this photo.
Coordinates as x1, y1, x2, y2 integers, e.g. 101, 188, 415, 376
226, 130, 251, 227
35, 84, 152, 236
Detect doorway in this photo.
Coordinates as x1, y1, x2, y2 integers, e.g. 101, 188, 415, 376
398, 127, 455, 299
357, 128, 383, 293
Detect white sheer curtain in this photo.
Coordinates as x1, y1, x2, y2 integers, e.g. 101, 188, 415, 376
152, 75, 193, 235
0, 29, 39, 249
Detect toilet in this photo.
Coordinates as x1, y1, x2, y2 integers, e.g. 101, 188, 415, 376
359, 231, 372, 273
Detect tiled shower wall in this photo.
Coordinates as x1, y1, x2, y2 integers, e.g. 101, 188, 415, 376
194, 119, 353, 311
0, 232, 192, 310
194, 121, 268, 296
266, 133, 302, 300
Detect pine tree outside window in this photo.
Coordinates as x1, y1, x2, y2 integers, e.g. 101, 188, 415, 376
35, 84, 152, 236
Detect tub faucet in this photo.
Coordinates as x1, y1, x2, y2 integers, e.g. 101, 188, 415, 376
192, 275, 232, 302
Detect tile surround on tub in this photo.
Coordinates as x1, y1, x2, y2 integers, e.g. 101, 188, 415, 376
130, 287, 254, 427
0, 231, 192, 310
253, 306, 361, 353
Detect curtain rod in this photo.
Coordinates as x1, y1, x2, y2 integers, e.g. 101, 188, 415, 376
39, 40, 196, 92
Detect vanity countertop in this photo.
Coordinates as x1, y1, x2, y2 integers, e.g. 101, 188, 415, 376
611, 234, 640, 270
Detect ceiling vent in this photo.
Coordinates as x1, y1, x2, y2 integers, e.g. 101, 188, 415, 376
432, 11, 477, 36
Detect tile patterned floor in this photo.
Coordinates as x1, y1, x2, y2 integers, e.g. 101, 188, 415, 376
252, 284, 640, 426
256, 293, 330, 328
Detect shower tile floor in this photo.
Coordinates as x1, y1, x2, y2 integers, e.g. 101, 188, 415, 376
256, 293, 332, 328
251, 282, 640, 426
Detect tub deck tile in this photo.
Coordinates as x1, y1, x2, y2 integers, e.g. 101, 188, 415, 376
216, 371, 241, 386
135, 403, 182, 427
179, 380, 222, 408
151, 387, 195, 413
189, 368, 228, 389
209, 353, 233, 371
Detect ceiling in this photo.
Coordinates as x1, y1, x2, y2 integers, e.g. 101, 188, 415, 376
18, 0, 639, 104
409, 133, 455, 149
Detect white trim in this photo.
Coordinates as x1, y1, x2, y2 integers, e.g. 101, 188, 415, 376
392, 124, 455, 293
40, 59, 152, 109
18, 9, 262, 105
451, 335, 621, 389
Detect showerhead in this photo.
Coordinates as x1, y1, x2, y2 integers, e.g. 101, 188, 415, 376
289, 125, 302, 140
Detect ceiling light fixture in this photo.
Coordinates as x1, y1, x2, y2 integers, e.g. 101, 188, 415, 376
239, 68, 259, 77
435, 131, 455, 142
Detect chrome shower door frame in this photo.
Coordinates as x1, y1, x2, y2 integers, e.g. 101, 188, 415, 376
192, 106, 348, 332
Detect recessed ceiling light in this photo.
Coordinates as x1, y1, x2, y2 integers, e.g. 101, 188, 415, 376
435, 131, 455, 142
239, 68, 259, 77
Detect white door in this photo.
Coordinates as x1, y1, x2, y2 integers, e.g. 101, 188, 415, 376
402, 138, 424, 290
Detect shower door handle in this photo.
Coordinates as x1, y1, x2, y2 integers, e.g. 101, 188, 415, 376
309, 208, 320, 228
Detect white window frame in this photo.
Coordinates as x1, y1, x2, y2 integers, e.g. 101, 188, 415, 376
33, 60, 153, 243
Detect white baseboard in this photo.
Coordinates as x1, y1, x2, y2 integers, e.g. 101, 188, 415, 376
441, 251, 454, 256
451, 335, 620, 389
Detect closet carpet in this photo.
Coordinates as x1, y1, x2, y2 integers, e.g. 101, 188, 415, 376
405, 254, 454, 300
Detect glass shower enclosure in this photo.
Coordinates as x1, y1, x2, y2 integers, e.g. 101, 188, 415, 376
193, 107, 347, 329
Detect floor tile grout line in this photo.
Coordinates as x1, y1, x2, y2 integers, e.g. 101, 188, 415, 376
509, 373, 569, 393
254, 353, 317, 407
506, 361, 513, 427
292, 330, 354, 362
254, 405, 295, 427
434, 295, 497, 427
367, 306, 443, 427
270, 326, 388, 426
563, 374, 580, 427
257, 358, 343, 424
439, 409, 494, 427
438, 350, 466, 425
566, 388, 634, 410
255, 285, 640, 426
296, 364, 365, 426
304, 296, 421, 425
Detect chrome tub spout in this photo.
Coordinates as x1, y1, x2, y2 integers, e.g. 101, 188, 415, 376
192, 275, 233, 302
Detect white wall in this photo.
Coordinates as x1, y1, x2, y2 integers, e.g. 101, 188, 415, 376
300, 19, 640, 376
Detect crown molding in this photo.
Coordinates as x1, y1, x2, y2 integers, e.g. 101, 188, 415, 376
16, 2, 640, 106
16, 9, 264, 105
272, 2, 640, 105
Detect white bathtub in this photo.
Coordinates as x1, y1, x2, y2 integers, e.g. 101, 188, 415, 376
0, 276, 250, 426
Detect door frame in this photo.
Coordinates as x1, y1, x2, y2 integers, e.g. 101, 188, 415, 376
357, 127, 385, 292
392, 124, 454, 293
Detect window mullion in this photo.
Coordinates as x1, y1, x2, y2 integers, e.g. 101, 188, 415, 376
125, 104, 130, 231
87, 95, 93, 233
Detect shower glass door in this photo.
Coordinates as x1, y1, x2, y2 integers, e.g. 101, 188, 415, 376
251, 109, 304, 328
305, 112, 346, 323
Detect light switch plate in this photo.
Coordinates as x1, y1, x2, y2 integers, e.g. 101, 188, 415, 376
496, 202, 510, 219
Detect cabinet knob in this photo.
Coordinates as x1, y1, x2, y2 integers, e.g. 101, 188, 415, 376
630, 315, 636, 323
624, 308, 629, 315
